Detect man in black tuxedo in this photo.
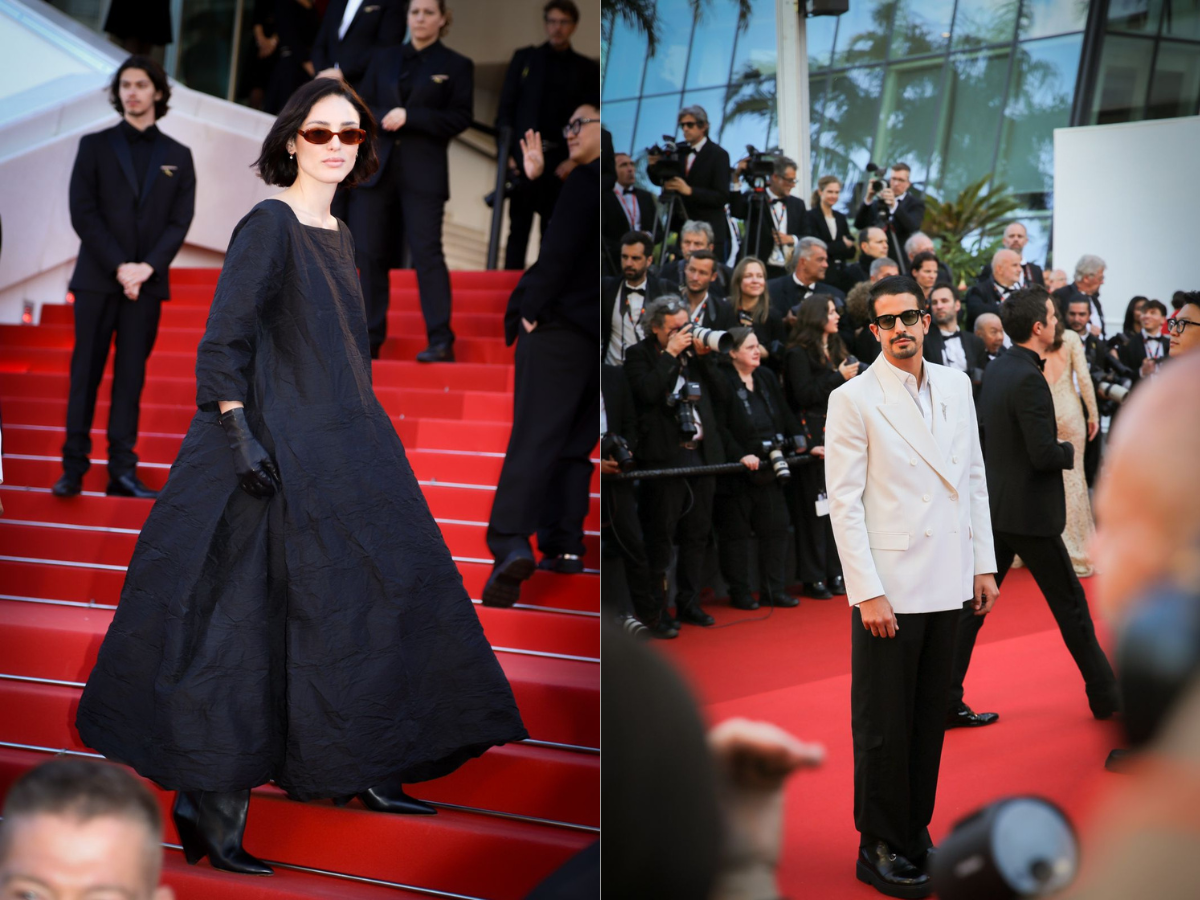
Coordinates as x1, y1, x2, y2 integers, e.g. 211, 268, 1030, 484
602, 152, 656, 277
677, 250, 735, 332
964, 248, 1022, 332
950, 287, 1119, 725
842, 227, 889, 286
729, 154, 805, 279
657, 220, 732, 299
853, 163, 924, 274
1065, 298, 1106, 487
766, 237, 846, 322
1118, 297, 1170, 386
603, 231, 666, 365
352, 25, 473, 360
1052, 254, 1107, 339
311, 0, 405, 88
54, 56, 195, 500
975, 222, 1044, 287
648, 105, 732, 260
974, 313, 1006, 363
924, 285, 987, 400
497, 0, 600, 270
483, 104, 601, 607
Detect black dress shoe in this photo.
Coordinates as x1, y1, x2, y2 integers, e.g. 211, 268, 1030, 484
481, 549, 536, 607
106, 472, 158, 499
51, 473, 83, 497
416, 342, 455, 363
537, 553, 584, 574
649, 618, 680, 639
946, 703, 999, 729
173, 791, 273, 876
678, 606, 715, 627
804, 581, 833, 599
766, 593, 800, 608
829, 575, 846, 595
730, 595, 760, 611
856, 841, 931, 898
910, 846, 936, 874
357, 784, 437, 815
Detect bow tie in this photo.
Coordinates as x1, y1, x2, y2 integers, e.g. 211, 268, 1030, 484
1035, 356, 1046, 372
1146, 335, 1163, 343
944, 332, 961, 341
771, 197, 786, 205
624, 284, 644, 294
622, 186, 635, 195
686, 145, 698, 155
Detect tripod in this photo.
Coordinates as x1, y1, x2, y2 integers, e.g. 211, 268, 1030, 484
655, 188, 690, 269
739, 178, 776, 266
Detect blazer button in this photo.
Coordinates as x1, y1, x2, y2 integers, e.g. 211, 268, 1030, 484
949, 493, 958, 501
925, 528, 933, 536
952, 455, 959, 463
910, 458, 918, 466
922, 493, 931, 502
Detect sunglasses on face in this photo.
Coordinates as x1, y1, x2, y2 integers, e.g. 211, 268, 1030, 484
873, 309, 925, 330
562, 117, 600, 138
297, 127, 367, 145
1166, 317, 1199, 334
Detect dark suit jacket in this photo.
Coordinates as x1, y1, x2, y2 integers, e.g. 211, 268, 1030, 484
601, 363, 638, 453
1117, 331, 1170, 385
979, 345, 1075, 536
964, 277, 1012, 332
658, 258, 731, 299
783, 344, 846, 447
649, 139, 731, 248
602, 274, 668, 362
310, 0, 405, 87
505, 159, 599, 344
802, 207, 854, 262
924, 327, 988, 399
853, 191, 925, 269
602, 185, 657, 259
496, 42, 599, 167
714, 363, 804, 460
681, 293, 736, 331
765, 273, 846, 319
358, 40, 473, 199
978, 260, 1044, 288
728, 191, 805, 265
68, 124, 196, 301
623, 336, 728, 466
1053, 283, 1106, 338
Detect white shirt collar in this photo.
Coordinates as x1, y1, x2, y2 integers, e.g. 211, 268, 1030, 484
689, 136, 707, 154
625, 277, 647, 291
883, 356, 928, 392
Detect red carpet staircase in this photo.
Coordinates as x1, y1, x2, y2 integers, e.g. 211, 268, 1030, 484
0, 269, 599, 899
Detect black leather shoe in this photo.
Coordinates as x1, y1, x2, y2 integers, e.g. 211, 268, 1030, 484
829, 575, 846, 595
856, 841, 931, 898
679, 606, 715, 627
173, 790, 273, 876
910, 846, 936, 874
106, 472, 158, 499
730, 595, 760, 611
766, 593, 800, 608
358, 785, 437, 815
804, 581, 833, 599
1089, 690, 1121, 720
416, 342, 455, 363
537, 554, 584, 574
946, 703, 999, 729
481, 549, 536, 607
51, 473, 83, 497
649, 618, 679, 639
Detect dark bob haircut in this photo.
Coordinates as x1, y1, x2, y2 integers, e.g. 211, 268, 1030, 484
110, 55, 171, 120
253, 78, 379, 188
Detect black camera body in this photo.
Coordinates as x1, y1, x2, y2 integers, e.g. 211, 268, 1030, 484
743, 144, 779, 186
666, 380, 702, 438
601, 432, 635, 472
1088, 349, 1135, 412
865, 161, 885, 194
646, 135, 688, 183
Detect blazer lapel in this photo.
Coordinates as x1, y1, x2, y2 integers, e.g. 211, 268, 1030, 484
138, 136, 168, 207
927, 368, 957, 465
870, 356, 954, 488
107, 128, 139, 198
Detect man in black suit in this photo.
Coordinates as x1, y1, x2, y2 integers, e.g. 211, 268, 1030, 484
1065, 298, 1106, 487
975, 222, 1045, 287
853, 162, 924, 274
974, 313, 1006, 363
625, 298, 730, 629
657, 220, 732, 299
950, 287, 1119, 725
904, 232, 953, 289
729, 154, 805, 278
766, 237, 846, 322
497, 0, 600, 270
483, 104, 600, 607
602, 152, 656, 277
678, 250, 735, 331
54, 56, 195, 500
352, 24, 473, 360
311, 0, 405, 89
1118, 297, 1170, 386
648, 105, 732, 260
1052, 254, 1107, 339
924, 285, 987, 401
842, 227, 889, 286
964, 248, 1022, 332
603, 231, 666, 366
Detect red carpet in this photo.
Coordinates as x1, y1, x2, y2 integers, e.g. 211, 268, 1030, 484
0, 269, 598, 900
658, 569, 1126, 899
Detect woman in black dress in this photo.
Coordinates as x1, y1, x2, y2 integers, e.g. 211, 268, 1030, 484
783, 294, 859, 599
75, 77, 527, 876
728, 256, 787, 370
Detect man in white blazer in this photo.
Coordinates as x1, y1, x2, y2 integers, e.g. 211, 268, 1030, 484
825, 274, 999, 899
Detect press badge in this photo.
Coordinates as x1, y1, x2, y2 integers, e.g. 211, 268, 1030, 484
815, 493, 830, 517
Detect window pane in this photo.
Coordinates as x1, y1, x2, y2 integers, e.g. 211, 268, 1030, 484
1106, 0, 1163, 35
809, 73, 830, 178
1147, 41, 1200, 119
831, 0, 895, 69
952, 0, 1020, 50
1160, 0, 1200, 40
1015, 212, 1052, 268
873, 58, 944, 188
686, 0, 740, 89
720, 77, 775, 158
996, 35, 1083, 195
640, 0, 695, 96
818, 66, 885, 200
729, 0, 778, 83
938, 49, 1010, 198
603, 99, 639, 155
603, 16, 649, 101
890, 0, 955, 59
805, 11, 839, 71
1090, 34, 1155, 123
1019, 0, 1090, 40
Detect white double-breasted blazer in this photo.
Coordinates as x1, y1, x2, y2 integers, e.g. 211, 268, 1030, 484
825, 354, 996, 614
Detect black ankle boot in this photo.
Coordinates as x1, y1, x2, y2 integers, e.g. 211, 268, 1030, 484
173, 790, 273, 876
357, 783, 437, 815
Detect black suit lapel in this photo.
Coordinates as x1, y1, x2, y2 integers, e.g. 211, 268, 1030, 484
139, 137, 169, 207
107, 128, 139, 198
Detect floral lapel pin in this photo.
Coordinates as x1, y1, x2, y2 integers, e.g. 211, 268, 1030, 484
431, 74, 449, 83
363, 5, 380, 12
160, 164, 178, 177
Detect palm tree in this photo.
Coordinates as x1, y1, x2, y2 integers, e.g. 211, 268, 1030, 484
602, 0, 752, 54
924, 175, 1022, 287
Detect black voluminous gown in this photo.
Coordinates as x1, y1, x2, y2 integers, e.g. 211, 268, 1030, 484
76, 199, 528, 800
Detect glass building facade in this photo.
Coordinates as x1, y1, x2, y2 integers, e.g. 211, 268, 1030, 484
601, 0, 1200, 267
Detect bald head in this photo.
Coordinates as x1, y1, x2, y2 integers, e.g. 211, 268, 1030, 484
974, 312, 1005, 355
991, 248, 1022, 289
1093, 353, 1200, 622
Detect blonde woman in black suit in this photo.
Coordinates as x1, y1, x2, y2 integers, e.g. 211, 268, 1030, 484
804, 175, 854, 288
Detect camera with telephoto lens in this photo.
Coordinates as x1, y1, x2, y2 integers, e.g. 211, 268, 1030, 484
682, 322, 732, 354
762, 435, 791, 483
646, 135, 688, 183
1093, 370, 1132, 404
666, 380, 702, 438
865, 161, 885, 194
601, 433, 635, 472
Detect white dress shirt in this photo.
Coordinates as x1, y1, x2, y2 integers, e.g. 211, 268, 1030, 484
338, 0, 365, 40
685, 136, 706, 174
605, 280, 648, 366
939, 328, 968, 372
883, 357, 933, 433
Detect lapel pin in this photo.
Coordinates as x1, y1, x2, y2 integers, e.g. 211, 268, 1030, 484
161, 164, 177, 176
432, 74, 449, 83
941, 401, 948, 421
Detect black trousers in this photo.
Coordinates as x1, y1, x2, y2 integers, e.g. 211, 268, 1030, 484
852, 606, 959, 859
487, 325, 598, 562
504, 163, 564, 270
714, 477, 789, 604
638, 447, 715, 615
949, 530, 1118, 712
62, 290, 162, 479
350, 146, 454, 349
601, 480, 656, 623
788, 458, 843, 584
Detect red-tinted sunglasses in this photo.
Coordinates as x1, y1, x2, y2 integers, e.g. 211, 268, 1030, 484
297, 127, 367, 145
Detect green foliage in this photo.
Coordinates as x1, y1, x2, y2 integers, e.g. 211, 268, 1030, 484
924, 175, 1022, 287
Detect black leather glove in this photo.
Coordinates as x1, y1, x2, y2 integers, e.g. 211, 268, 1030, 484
218, 406, 280, 499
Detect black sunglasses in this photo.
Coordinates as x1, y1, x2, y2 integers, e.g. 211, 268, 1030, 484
297, 127, 367, 145
873, 309, 925, 330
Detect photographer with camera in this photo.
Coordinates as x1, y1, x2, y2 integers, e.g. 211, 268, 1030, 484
712, 327, 808, 611
603, 230, 667, 365
729, 154, 806, 279
680, 249, 736, 331
784, 294, 857, 599
924, 284, 987, 401
853, 162, 925, 274
648, 106, 732, 260
625, 296, 732, 630
659, 220, 734, 299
